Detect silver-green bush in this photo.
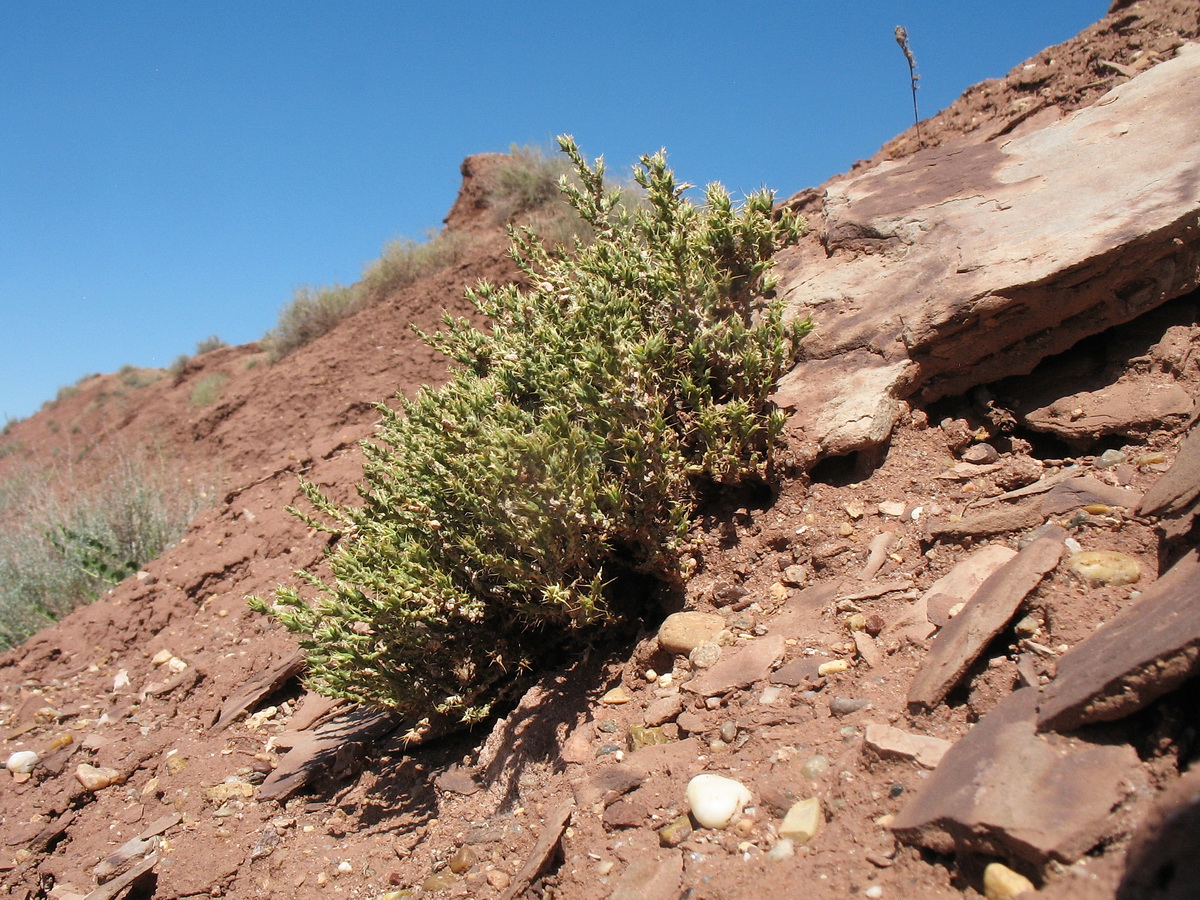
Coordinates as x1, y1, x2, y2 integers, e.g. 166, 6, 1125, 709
252, 137, 809, 739
0, 451, 211, 649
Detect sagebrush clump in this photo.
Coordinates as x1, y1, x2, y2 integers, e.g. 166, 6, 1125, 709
253, 137, 809, 738
0, 450, 210, 649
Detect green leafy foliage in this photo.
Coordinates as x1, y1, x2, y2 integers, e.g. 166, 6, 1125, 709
252, 137, 809, 737
0, 450, 212, 650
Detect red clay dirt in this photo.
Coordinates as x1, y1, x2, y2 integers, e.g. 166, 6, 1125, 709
2, 3, 1199, 899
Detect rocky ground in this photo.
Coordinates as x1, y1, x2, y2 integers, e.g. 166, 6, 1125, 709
2, 2, 1200, 899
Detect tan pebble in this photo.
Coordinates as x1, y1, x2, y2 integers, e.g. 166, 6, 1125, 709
205, 781, 256, 802
316, 872, 328, 886
166, 756, 187, 775
947, 602, 965, 619
844, 502, 865, 519
448, 849, 475, 878
75, 764, 124, 792
1067, 550, 1140, 586
485, 870, 511, 889
778, 797, 822, 843
167, 656, 189, 674
768, 582, 789, 602
838, 522, 855, 536
48, 733, 74, 751
1014, 615, 1040, 637
600, 687, 631, 705
644, 669, 658, 683
817, 659, 850, 676
846, 613, 868, 632
733, 817, 755, 837
151, 649, 174, 666
983, 861, 1037, 899
597, 860, 616, 875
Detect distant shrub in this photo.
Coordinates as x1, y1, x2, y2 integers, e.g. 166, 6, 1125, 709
358, 231, 468, 305
167, 354, 191, 385
487, 144, 577, 222
189, 373, 228, 407
195, 334, 228, 355
262, 284, 365, 362
52, 385, 80, 405
253, 136, 809, 735
0, 450, 212, 650
118, 364, 160, 389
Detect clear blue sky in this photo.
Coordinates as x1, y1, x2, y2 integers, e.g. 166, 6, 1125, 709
1, 1, 1106, 423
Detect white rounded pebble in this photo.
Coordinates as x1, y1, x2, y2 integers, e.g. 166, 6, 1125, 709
686, 773, 753, 829
6, 751, 39, 774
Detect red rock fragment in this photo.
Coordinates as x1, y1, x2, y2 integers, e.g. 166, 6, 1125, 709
907, 527, 1065, 710
892, 687, 1142, 865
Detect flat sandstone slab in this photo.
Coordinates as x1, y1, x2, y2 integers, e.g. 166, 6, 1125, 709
892, 687, 1142, 866
772, 45, 1200, 460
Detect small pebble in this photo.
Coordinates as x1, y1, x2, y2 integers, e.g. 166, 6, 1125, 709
778, 797, 823, 843
686, 773, 753, 829
447, 846, 476, 874
719, 721, 738, 743
829, 697, 870, 717
962, 443, 1000, 465
600, 687, 631, 705
689, 643, 722, 669
658, 814, 693, 847
1067, 550, 1141, 586
627, 725, 670, 751
485, 870, 511, 889
983, 861, 1037, 899
817, 659, 850, 677
800, 755, 830, 779
421, 871, 456, 891
864, 886, 884, 899
6, 751, 39, 775
1094, 449, 1127, 468
75, 763, 123, 792
878, 500, 906, 517
336, 860, 352, 875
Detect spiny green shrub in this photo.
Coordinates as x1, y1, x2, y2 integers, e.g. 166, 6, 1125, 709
0, 451, 212, 649
252, 137, 809, 738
